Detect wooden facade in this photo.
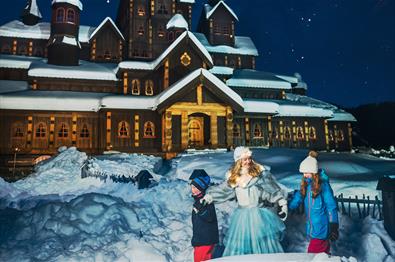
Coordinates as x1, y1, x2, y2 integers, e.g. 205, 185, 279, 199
0, 0, 355, 164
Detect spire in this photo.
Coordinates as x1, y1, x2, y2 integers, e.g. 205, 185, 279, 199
21, 0, 42, 25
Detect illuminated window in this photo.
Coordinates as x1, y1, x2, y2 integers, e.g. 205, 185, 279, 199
329, 130, 334, 141
56, 8, 65, 23
338, 130, 345, 142
35, 123, 47, 138
144, 121, 155, 138
158, 25, 165, 38
118, 121, 130, 138
138, 26, 145, 36
132, 79, 140, 95
67, 9, 75, 23
253, 124, 263, 138
58, 123, 69, 138
233, 123, 241, 138
297, 126, 304, 140
284, 126, 291, 140
137, 6, 145, 16
80, 124, 90, 138
309, 127, 317, 140
12, 123, 24, 138
145, 80, 154, 96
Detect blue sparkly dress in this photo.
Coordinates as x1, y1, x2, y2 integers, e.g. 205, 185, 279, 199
207, 165, 286, 256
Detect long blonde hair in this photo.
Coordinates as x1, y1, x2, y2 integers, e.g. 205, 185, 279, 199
227, 159, 262, 187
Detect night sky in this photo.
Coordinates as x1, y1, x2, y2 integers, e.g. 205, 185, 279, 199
1, 0, 394, 107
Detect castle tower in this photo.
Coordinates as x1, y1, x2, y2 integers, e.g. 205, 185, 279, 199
20, 0, 42, 26
47, 0, 83, 66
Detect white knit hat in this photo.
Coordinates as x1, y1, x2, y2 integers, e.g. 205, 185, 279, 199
233, 146, 252, 162
299, 156, 318, 174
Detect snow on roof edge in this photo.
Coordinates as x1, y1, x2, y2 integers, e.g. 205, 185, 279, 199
206, 1, 239, 21
90, 17, 125, 41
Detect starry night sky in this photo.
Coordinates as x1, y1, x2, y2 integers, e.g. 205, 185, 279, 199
1, 0, 394, 107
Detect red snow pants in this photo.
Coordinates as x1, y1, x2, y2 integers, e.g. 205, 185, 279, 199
307, 238, 330, 254
193, 245, 215, 262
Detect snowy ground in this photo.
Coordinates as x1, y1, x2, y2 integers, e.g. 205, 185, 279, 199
1, 147, 395, 262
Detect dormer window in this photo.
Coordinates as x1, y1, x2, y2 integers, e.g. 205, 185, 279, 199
56, 8, 65, 23
138, 6, 145, 16
67, 9, 75, 23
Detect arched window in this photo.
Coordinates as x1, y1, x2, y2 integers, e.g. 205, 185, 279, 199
131, 79, 140, 95
137, 6, 145, 16
145, 80, 154, 95
12, 122, 24, 138
2, 43, 11, 54
58, 123, 69, 138
18, 45, 27, 56
297, 126, 304, 140
118, 121, 130, 138
67, 9, 75, 23
233, 123, 241, 138
338, 130, 345, 142
253, 123, 263, 138
138, 25, 145, 36
309, 127, 317, 140
329, 130, 334, 141
144, 121, 155, 138
272, 127, 279, 140
80, 124, 90, 138
34, 47, 43, 57
56, 8, 65, 23
35, 123, 47, 138
284, 126, 291, 140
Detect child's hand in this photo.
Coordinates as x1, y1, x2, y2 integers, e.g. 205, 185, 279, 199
200, 194, 213, 205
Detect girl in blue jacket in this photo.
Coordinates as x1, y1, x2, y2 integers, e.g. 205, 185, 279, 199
289, 151, 339, 254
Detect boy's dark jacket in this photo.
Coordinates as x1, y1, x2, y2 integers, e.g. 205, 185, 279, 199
191, 197, 219, 247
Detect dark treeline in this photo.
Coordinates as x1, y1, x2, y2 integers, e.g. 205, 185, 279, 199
345, 102, 395, 149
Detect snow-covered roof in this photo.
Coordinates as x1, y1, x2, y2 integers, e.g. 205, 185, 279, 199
101, 96, 156, 110
328, 112, 357, 122
52, 0, 83, 11
209, 66, 234, 75
61, 35, 81, 48
28, 60, 118, 81
193, 32, 258, 56
0, 90, 158, 111
156, 68, 244, 110
177, 0, 195, 3
166, 14, 189, 30
0, 54, 43, 69
89, 17, 124, 41
0, 80, 29, 94
227, 70, 292, 89
276, 104, 334, 118
118, 31, 213, 71
205, 1, 239, 21
243, 99, 279, 114
0, 20, 94, 43
25, 0, 42, 18
276, 73, 308, 90
0, 91, 104, 111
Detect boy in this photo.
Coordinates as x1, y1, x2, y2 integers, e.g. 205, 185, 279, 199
189, 169, 219, 262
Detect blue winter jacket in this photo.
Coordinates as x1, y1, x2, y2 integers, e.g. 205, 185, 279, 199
288, 169, 338, 240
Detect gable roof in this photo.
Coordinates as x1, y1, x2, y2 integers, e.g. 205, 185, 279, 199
166, 14, 189, 30
89, 17, 125, 41
156, 68, 244, 112
118, 31, 213, 71
205, 1, 238, 21
227, 69, 292, 89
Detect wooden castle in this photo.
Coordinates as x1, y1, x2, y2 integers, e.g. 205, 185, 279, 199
0, 0, 356, 163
